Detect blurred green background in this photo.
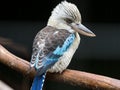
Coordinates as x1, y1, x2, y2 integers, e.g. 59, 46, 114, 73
0, 0, 120, 90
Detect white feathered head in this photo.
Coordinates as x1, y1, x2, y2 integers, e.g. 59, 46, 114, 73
48, 1, 95, 37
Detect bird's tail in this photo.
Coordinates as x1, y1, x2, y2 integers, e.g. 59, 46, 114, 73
31, 73, 46, 90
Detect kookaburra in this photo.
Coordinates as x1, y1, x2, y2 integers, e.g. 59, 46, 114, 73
30, 1, 96, 90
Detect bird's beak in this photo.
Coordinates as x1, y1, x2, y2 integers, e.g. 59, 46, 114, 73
71, 23, 96, 37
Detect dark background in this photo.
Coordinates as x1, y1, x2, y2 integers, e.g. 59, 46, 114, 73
0, 0, 120, 90
0, 0, 120, 22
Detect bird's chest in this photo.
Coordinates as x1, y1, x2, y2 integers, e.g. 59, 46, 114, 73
48, 32, 80, 73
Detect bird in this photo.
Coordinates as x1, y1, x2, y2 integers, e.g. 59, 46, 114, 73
30, 1, 96, 90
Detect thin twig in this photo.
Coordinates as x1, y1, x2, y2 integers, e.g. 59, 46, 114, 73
0, 44, 120, 90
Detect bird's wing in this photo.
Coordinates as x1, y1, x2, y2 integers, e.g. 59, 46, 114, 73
30, 26, 75, 75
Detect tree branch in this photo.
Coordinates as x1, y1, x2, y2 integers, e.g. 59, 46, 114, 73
0, 44, 120, 90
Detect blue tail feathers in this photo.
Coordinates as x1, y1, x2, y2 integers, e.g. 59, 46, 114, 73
31, 73, 46, 90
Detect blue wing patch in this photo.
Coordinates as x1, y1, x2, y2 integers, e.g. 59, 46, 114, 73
35, 52, 61, 75
35, 33, 75, 75
53, 34, 75, 55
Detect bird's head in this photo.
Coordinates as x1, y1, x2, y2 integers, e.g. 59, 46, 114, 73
47, 1, 96, 37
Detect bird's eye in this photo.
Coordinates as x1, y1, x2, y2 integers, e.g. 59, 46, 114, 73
65, 18, 73, 24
